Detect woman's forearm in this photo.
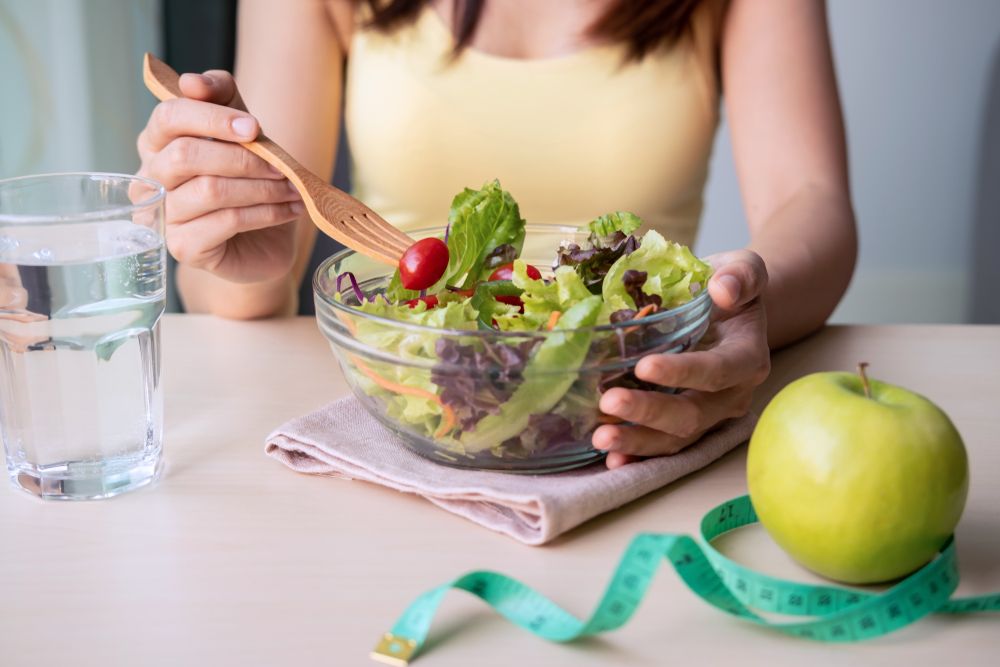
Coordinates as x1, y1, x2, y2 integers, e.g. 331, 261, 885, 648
171, 0, 345, 318
748, 184, 857, 349
177, 264, 299, 319
722, 0, 854, 349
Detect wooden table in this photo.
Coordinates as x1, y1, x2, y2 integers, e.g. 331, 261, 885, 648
1, 317, 997, 666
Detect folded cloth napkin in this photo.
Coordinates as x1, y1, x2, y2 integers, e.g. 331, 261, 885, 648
266, 397, 756, 545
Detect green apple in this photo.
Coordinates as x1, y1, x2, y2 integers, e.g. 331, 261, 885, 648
747, 364, 969, 584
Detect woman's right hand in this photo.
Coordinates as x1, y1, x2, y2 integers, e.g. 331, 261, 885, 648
137, 70, 304, 284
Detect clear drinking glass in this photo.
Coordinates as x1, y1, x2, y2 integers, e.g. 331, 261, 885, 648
0, 173, 166, 499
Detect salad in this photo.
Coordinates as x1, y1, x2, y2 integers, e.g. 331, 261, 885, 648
330, 180, 712, 465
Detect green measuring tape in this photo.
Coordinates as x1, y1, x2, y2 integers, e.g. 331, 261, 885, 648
371, 495, 1000, 665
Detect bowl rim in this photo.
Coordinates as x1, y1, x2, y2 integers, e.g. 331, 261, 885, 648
313, 223, 713, 338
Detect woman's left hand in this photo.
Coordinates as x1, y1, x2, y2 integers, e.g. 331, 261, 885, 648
593, 249, 771, 469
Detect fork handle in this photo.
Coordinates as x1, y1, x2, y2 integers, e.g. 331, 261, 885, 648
142, 53, 323, 192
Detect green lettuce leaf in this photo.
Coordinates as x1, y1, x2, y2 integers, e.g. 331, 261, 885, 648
512, 260, 594, 328
450, 181, 527, 287
351, 296, 478, 354
457, 294, 604, 452
344, 296, 479, 434
587, 211, 642, 244
385, 180, 525, 301
488, 302, 533, 332
601, 230, 712, 311
469, 279, 523, 330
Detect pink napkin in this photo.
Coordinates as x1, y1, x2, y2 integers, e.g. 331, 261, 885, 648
265, 397, 755, 545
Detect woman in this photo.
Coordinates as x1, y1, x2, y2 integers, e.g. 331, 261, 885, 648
136, 0, 857, 468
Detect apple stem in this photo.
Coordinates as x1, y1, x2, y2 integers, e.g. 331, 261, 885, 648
857, 362, 873, 399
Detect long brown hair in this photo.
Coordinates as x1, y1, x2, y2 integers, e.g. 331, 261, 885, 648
357, 0, 702, 61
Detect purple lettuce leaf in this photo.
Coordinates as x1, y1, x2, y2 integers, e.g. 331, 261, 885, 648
598, 311, 660, 394
431, 338, 540, 432
555, 231, 639, 294
336, 271, 365, 303
500, 413, 578, 455
482, 243, 518, 271
622, 270, 663, 310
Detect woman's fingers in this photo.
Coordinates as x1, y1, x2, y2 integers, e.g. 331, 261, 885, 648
131, 67, 303, 285
635, 347, 742, 393
599, 386, 751, 439
166, 201, 304, 268
140, 98, 260, 153
634, 322, 769, 392
178, 70, 247, 110
166, 176, 299, 223
593, 422, 701, 458
593, 386, 751, 458
605, 452, 642, 470
144, 137, 282, 190
705, 249, 769, 310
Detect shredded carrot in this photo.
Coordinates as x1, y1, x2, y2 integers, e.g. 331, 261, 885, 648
334, 311, 359, 336
545, 311, 562, 331
598, 413, 624, 425
337, 313, 453, 437
350, 355, 456, 438
624, 304, 658, 334
634, 304, 658, 320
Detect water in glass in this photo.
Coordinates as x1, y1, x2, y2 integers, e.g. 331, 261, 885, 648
0, 182, 166, 499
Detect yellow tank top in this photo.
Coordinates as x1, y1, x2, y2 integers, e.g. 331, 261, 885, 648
344, 2, 724, 247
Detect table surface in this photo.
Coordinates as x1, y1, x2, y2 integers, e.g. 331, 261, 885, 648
1, 316, 997, 666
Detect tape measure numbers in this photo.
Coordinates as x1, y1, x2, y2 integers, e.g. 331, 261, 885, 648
371, 495, 1000, 665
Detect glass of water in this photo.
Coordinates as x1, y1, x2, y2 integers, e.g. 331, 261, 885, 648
0, 173, 166, 500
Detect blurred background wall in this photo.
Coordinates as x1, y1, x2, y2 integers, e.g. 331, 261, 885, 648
698, 0, 1000, 324
0, 0, 159, 178
1, 0, 997, 323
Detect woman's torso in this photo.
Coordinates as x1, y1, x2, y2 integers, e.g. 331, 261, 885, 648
303, 0, 724, 312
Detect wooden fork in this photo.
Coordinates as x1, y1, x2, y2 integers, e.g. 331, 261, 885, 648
142, 53, 413, 266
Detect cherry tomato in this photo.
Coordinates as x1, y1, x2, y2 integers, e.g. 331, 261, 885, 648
403, 295, 439, 309
488, 262, 541, 282
399, 238, 449, 290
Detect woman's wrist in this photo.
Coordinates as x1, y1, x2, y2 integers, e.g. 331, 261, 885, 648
747, 185, 857, 349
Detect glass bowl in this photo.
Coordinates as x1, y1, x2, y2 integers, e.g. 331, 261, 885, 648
313, 225, 712, 473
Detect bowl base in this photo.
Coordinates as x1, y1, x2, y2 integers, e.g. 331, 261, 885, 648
355, 391, 607, 474
411, 446, 606, 474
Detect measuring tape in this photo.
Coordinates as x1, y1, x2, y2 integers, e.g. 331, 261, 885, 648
371, 495, 1000, 665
